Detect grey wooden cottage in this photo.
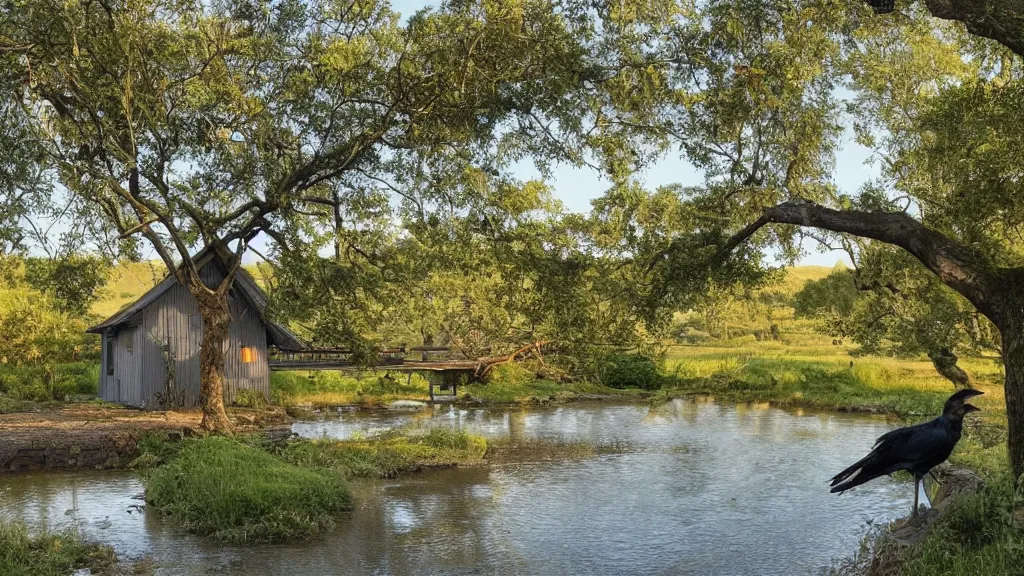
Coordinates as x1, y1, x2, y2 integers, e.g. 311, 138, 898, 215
87, 246, 302, 409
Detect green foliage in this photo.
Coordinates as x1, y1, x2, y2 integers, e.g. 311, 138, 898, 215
0, 521, 116, 576
280, 432, 487, 480
422, 427, 471, 451
792, 267, 859, 318
663, 344, 958, 418
598, 353, 664, 390
130, 432, 183, 470
0, 361, 97, 402
24, 255, 109, 316
0, 259, 101, 404
868, 477, 1024, 576
231, 389, 268, 410
270, 370, 428, 406
790, 252, 1000, 370
485, 362, 535, 388
144, 437, 351, 544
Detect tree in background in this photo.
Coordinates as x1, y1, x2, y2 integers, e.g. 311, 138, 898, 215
24, 255, 110, 317
2, 0, 655, 431
793, 253, 999, 388
612, 0, 1024, 475
268, 175, 689, 378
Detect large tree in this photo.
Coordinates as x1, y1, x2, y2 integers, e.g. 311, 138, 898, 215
1, 0, 642, 431
627, 0, 1024, 475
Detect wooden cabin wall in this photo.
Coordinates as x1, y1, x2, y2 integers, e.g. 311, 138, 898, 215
120, 261, 271, 408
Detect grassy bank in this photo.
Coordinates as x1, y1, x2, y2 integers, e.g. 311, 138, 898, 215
663, 341, 1006, 420
139, 429, 488, 543
143, 437, 352, 544
0, 521, 116, 576
271, 369, 647, 408
828, 477, 1024, 576
281, 427, 487, 478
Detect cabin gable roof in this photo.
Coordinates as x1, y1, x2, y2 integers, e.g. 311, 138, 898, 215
87, 245, 303, 351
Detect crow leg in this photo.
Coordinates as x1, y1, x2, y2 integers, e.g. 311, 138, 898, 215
912, 474, 920, 518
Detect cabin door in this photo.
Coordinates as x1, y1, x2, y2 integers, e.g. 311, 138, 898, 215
114, 327, 139, 405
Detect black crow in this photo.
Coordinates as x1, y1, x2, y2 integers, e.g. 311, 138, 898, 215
829, 389, 983, 517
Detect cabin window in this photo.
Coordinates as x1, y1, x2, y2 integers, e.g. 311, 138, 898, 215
241, 346, 257, 363
106, 337, 114, 376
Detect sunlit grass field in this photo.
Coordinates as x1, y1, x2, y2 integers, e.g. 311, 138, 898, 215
665, 334, 1005, 419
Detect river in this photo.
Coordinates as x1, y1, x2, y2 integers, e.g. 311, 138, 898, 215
0, 399, 912, 575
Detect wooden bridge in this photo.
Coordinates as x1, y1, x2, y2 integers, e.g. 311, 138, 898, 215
268, 341, 548, 402
269, 346, 479, 372
268, 346, 479, 401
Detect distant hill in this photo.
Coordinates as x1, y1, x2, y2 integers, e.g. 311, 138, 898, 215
776, 265, 842, 296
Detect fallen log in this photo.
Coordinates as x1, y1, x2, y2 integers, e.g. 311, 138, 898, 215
475, 341, 551, 378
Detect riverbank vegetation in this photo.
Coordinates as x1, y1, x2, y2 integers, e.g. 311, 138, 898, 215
280, 428, 487, 479
138, 429, 488, 543
143, 437, 351, 544
0, 520, 116, 576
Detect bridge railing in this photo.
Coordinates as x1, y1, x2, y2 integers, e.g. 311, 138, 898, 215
268, 345, 479, 370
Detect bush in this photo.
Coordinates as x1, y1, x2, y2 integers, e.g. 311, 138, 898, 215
144, 437, 351, 543
485, 361, 535, 388
0, 521, 116, 576
232, 388, 269, 409
875, 476, 1024, 576
0, 362, 98, 401
598, 353, 663, 390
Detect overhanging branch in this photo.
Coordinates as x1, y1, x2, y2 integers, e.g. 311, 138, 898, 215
719, 199, 999, 319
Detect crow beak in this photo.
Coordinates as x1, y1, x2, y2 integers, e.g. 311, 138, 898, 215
964, 404, 981, 413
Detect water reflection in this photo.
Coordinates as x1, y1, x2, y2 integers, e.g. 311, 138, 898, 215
1, 400, 911, 576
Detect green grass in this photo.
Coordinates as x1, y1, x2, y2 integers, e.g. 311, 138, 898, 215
280, 428, 487, 479
143, 436, 352, 544
0, 521, 116, 576
271, 370, 432, 407
663, 340, 1006, 419
827, 476, 1024, 576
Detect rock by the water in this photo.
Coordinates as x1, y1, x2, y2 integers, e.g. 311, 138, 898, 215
388, 400, 428, 410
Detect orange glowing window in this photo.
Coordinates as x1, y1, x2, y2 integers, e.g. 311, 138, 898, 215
241, 346, 257, 363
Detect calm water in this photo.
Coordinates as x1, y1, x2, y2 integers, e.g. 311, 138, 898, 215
0, 399, 912, 576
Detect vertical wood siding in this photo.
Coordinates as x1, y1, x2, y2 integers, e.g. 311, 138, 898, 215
99, 332, 111, 402
102, 259, 271, 409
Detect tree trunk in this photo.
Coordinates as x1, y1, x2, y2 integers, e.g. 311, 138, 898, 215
193, 284, 233, 434
1002, 320, 1024, 481
927, 348, 974, 390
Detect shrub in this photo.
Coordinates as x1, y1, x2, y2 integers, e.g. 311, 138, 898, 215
598, 353, 663, 390
485, 362, 535, 388
144, 437, 351, 543
232, 389, 269, 409
0, 362, 98, 401
0, 521, 116, 576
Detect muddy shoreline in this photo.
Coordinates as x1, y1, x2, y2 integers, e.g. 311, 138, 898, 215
0, 404, 291, 473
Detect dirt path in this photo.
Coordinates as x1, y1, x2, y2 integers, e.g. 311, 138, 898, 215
0, 404, 290, 472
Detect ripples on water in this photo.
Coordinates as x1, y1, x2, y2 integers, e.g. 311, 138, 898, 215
0, 399, 912, 576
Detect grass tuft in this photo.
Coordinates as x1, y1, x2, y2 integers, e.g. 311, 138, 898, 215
143, 436, 351, 544
281, 429, 487, 479
0, 521, 116, 576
